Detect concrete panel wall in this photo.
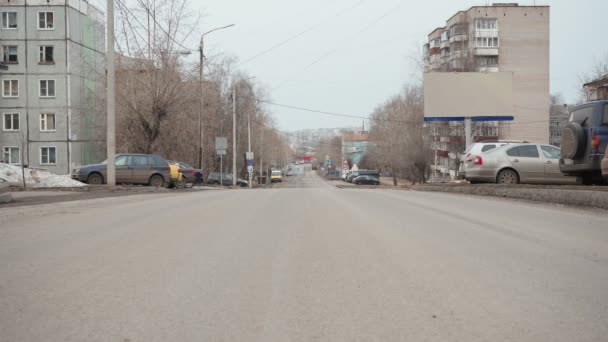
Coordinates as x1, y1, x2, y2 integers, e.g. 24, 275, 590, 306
1, 0, 105, 173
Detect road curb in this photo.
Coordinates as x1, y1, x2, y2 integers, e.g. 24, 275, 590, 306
412, 185, 608, 210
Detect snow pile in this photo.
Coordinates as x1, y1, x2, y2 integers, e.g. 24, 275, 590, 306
0, 163, 87, 188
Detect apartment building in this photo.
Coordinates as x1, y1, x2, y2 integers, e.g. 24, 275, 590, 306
0, 0, 105, 174
424, 3, 550, 178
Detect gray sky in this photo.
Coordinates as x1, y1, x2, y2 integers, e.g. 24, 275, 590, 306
191, 1, 606, 130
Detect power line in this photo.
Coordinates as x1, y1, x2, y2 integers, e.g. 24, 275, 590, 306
257, 99, 421, 124
237, 0, 367, 67
127, 0, 194, 52
271, 2, 404, 91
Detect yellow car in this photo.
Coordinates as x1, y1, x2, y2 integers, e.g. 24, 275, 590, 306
271, 170, 283, 182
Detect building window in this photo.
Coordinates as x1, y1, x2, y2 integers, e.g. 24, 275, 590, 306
2, 46, 18, 63
3, 113, 19, 131
1, 11, 17, 29
40, 113, 56, 132
478, 56, 498, 67
39, 46, 54, 63
2, 147, 20, 164
40, 146, 56, 165
476, 37, 499, 48
2, 79, 18, 97
476, 18, 497, 30
39, 80, 55, 97
38, 12, 54, 30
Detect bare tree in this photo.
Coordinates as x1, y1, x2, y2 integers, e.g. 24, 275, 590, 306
366, 85, 432, 185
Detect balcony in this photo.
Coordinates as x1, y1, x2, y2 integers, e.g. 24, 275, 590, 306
478, 66, 499, 73
449, 34, 468, 43
440, 40, 450, 49
474, 29, 499, 38
475, 47, 499, 56
448, 50, 463, 61
429, 47, 441, 55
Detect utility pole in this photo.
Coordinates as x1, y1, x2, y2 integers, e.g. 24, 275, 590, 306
197, 24, 235, 173
260, 125, 263, 185
198, 39, 204, 170
106, 0, 116, 186
232, 84, 237, 186
247, 102, 252, 188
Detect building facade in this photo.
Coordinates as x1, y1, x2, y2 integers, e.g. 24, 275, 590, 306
341, 133, 369, 168
1, 0, 105, 174
424, 3, 550, 178
584, 74, 608, 101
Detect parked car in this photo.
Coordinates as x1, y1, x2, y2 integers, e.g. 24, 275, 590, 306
326, 169, 341, 177
271, 170, 283, 182
460, 140, 528, 177
168, 161, 203, 186
72, 154, 170, 187
559, 100, 608, 184
465, 143, 577, 185
0, 178, 13, 203
602, 145, 608, 183
353, 175, 380, 185
342, 170, 352, 181
347, 170, 380, 183
206, 172, 248, 187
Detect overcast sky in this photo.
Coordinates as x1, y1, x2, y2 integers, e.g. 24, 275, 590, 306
180, 0, 606, 130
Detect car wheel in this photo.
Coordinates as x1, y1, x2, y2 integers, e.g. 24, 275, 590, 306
497, 169, 519, 184
87, 173, 104, 185
175, 177, 186, 189
148, 174, 165, 187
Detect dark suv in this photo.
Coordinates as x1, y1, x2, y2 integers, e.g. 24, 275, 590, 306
559, 100, 608, 184
72, 154, 171, 186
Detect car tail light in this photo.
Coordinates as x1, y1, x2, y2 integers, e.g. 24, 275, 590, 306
192, 169, 196, 175
474, 156, 483, 165
592, 135, 600, 149
466, 153, 472, 162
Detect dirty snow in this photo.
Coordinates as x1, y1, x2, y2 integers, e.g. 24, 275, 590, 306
0, 163, 87, 188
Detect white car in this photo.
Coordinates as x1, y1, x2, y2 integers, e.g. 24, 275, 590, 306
460, 141, 527, 177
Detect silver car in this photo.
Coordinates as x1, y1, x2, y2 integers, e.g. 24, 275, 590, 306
465, 143, 576, 184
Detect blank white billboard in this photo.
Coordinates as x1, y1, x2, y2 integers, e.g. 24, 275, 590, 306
424, 72, 514, 118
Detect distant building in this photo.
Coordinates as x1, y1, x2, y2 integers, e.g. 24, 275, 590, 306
423, 3, 550, 178
584, 74, 608, 101
0, 0, 106, 173
341, 133, 369, 167
549, 104, 571, 147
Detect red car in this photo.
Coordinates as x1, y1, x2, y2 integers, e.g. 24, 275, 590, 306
602, 145, 608, 183
169, 161, 204, 186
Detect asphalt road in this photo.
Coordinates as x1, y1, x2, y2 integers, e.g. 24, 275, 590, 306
1, 171, 608, 341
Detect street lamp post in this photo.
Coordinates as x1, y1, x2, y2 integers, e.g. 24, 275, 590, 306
232, 76, 255, 187
106, 0, 116, 186
198, 24, 235, 173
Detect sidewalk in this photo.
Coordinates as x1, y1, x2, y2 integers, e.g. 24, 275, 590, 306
379, 176, 412, 187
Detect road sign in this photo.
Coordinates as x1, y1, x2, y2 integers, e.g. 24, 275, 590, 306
246, 152, 254, 160
247, 165, 253, 173
215, 137, 227, 150
216, 149, 226, 156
